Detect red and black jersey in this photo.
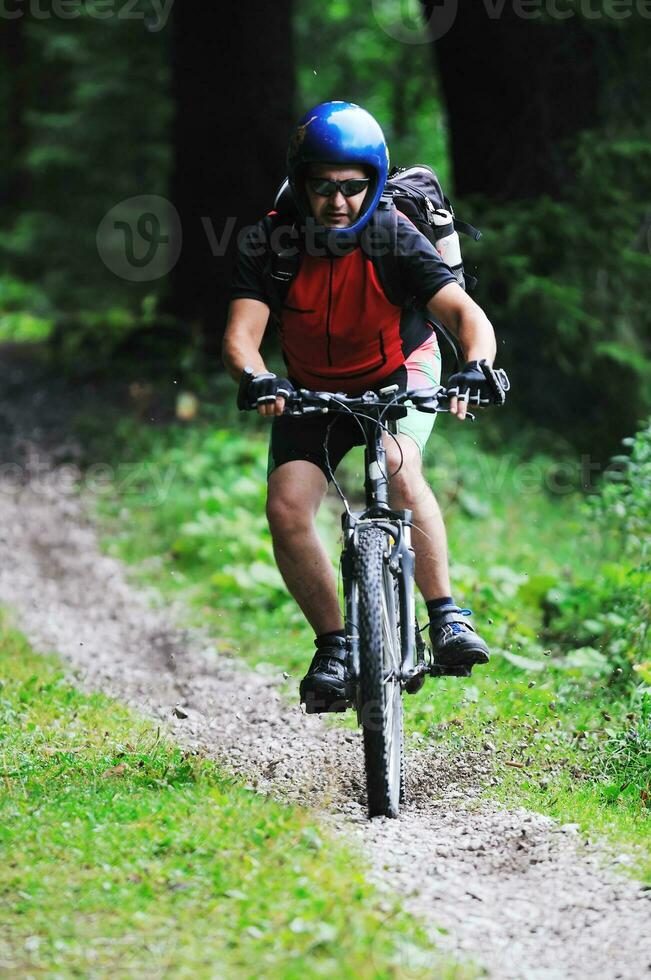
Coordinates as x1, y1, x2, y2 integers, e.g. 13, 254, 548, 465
230, 211, 457, 394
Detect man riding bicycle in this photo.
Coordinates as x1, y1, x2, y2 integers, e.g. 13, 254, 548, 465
223, 101, 504, 712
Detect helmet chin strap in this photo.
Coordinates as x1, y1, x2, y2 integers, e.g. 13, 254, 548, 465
300, 216, 360, 259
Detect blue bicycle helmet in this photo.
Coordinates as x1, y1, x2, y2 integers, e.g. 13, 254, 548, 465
286, 101, 390, 244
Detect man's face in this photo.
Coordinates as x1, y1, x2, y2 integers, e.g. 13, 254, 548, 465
305, 164, 370, 228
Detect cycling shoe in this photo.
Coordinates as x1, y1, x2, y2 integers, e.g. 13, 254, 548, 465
299, 634, 351, 714
429, 606, 489, 674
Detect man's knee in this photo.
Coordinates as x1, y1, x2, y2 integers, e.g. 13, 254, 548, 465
266, 461, 327, 539
266, 487, 314, 538
388, 456, 432, 510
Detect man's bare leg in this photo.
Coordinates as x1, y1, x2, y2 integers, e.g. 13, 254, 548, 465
266, 460, 343, 635
386, 433, 489, 666
385, 434, 451, 602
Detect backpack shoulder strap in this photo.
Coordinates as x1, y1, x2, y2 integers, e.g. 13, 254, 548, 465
261, 213, 302, 319
366, 201, 462, 369
364, 195, 402, 306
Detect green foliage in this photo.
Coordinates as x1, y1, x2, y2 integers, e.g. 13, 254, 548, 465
473, 131, 651, 454
165, 428, 292, 612
0, 617, 462, 978
46, 295, 193, 378
1, 4, 172, 313
591, 419, 651, 560
548, 564, 648, 680
545, 420, 651, 683
0, 275, 54, 343
600, 691, 651, 808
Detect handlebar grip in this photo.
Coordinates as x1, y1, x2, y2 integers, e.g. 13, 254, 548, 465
237, 366, 256, 411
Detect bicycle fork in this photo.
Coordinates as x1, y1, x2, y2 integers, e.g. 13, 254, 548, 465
340, 421, 429, 695
341, 513, 427, 694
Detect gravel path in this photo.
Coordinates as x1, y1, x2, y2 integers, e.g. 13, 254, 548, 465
0, 381, 650, 978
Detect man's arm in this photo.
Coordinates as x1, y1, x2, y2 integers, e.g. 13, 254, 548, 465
426, 282, 497, 420
222, 298, 286, 417
427, 282, 496, 365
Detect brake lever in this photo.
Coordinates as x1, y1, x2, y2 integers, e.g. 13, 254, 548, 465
412, 397, 476, 421
414, 400, 442, 415
285, 391, 333, 416
410, 384, 447, 408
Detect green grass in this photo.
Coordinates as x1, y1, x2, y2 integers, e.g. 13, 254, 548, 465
0, 616, 470, 978
76, 383, 651, 883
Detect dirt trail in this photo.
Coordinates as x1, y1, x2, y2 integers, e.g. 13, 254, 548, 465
0, 364, 649, 979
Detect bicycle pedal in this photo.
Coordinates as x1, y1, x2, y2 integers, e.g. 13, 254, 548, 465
429, 663, 473, 678
404, 673, 426, 694
301, 695, 351, 715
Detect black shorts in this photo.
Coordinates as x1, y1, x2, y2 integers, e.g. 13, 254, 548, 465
268, 409, 369, 480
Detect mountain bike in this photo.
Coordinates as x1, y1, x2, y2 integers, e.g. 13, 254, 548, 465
240, 361, 509, 818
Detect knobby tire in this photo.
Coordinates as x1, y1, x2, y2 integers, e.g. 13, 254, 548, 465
355, 525, 404, 818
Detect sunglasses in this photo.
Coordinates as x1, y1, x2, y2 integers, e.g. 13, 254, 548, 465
307, 177, 371, 198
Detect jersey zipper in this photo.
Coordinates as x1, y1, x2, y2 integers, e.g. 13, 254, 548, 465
325, 258, 334, 366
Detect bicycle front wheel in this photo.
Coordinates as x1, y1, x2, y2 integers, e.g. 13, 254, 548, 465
355, 525, 404, 818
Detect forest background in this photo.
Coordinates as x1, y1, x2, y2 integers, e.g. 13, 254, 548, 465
1, 0, 650, 458
1, 3, 651, 971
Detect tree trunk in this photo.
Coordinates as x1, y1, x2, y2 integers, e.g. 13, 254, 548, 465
168, 2, 295, 351
422, 2, 609, 199
0, 14, 28, 211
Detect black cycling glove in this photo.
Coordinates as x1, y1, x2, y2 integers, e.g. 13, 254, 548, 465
446, 359, 510, 407
238, 371, 294, 410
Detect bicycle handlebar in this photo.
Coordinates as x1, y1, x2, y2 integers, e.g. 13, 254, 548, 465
284, 385, 445, 417
237, 359, 510, 416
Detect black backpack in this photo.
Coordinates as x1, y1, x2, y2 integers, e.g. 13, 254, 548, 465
263, 165, 481, 368
377, 165, 481, 291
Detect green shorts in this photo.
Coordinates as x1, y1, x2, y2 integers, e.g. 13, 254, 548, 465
268, 336, 441, 480
394, 335, 442, 453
